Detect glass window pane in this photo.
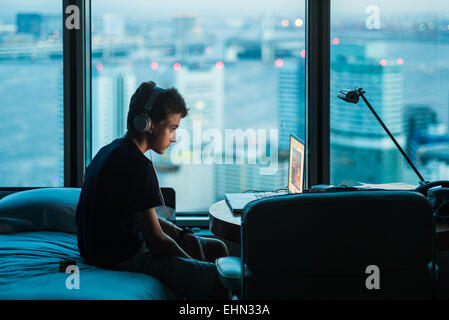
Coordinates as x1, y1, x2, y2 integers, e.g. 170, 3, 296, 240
330, 1, 449, 186
0, 2, 63, 187
91, 1, 306, 212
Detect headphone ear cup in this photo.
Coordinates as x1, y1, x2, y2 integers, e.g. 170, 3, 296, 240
133, 114, 150, 132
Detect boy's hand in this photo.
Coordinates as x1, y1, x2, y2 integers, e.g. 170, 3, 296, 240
181, 233, 206, 261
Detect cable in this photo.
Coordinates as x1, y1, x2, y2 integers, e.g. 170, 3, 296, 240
243, 187, 288, 193
149, 153, 208, 264
153, 182, 202, 265
275, 187, 289, 193
150, 150, 183, 245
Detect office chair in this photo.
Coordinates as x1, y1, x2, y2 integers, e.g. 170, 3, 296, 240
216, 190, 435, 299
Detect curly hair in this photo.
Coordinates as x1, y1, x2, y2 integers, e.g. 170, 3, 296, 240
127, 81, 188, 136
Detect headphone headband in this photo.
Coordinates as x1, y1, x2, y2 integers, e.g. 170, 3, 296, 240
133, 84, 165, 133
143, 86, 164, 112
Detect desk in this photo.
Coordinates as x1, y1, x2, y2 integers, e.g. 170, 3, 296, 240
209, 200, 241, 243
209, 200, 449, 251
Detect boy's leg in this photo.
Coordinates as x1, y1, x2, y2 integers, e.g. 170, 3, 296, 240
147, 255, 230, 299
113, 243, 230, 300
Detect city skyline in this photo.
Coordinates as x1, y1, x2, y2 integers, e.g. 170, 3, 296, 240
2, 0, 449, 18
1, 4, 448, 212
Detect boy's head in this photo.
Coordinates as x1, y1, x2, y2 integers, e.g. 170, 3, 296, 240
127, 81, 188, 154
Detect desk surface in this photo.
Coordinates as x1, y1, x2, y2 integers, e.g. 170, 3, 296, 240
209, 200, 449, 251
209, 200, 241, 243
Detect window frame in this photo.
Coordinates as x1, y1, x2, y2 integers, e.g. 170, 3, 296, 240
63, 0, 92, 188
305, 0, 331, 187
1, 0, 332, 220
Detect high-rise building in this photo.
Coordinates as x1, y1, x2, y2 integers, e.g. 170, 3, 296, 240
102, 13, 125, 38
278, 59, 305, 153
404, 104, 437, 162
92, 68, 136, 156
172, 14, 200, 40
175, 62, 225, 135
330, 44, 405, 184
408, 122, 449, 183
418, 144, 449, 181
172, 14, 204, 58
162, 62, 224, 211
41, 14, 61, 38
16, 13, 42, 38
261, 14, 276, 63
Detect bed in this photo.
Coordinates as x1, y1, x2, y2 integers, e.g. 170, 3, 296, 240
0, 188, 175, 300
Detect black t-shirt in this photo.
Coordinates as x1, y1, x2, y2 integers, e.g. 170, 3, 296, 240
75, 138, 162, 267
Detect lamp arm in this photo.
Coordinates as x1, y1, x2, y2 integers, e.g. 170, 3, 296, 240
358, 92, 426, 184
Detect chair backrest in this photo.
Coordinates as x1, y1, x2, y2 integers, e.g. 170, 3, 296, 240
160, 187, 176, 210
240, 190, 435, 299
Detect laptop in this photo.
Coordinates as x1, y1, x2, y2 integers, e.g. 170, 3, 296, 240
225, 134, 305, 214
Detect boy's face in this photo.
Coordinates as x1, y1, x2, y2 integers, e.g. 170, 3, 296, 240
148, 113, 181, 154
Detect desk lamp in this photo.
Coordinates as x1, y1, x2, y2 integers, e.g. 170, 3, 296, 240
338, 88, 427, 185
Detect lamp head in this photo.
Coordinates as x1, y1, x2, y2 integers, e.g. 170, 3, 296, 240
338, 88, 365, 104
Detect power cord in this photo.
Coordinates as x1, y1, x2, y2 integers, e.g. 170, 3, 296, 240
243, 187, 288, 193
150, 150, 195, 251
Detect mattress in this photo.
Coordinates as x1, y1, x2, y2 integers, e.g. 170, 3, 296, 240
0, 231, 175, 300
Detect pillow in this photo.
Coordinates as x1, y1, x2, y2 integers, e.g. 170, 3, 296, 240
0, 188, 81, 234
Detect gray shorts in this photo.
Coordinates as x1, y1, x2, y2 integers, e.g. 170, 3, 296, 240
111, 238, 218, 300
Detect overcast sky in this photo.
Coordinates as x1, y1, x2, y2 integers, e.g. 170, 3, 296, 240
0, 0, 448, 19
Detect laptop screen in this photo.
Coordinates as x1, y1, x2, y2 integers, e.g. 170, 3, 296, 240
288, 135, 305, 194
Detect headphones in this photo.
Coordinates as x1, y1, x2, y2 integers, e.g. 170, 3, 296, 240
133, 85, 165, 133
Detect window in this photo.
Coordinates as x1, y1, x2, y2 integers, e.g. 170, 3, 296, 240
91, 1, 306, 212
0, 1, 63, 187
330, 0, 449, 186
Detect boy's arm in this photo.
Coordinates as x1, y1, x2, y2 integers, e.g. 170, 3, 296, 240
158, 217, 206, 261
158, 217, 182, 242
136, 208, 193, 259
